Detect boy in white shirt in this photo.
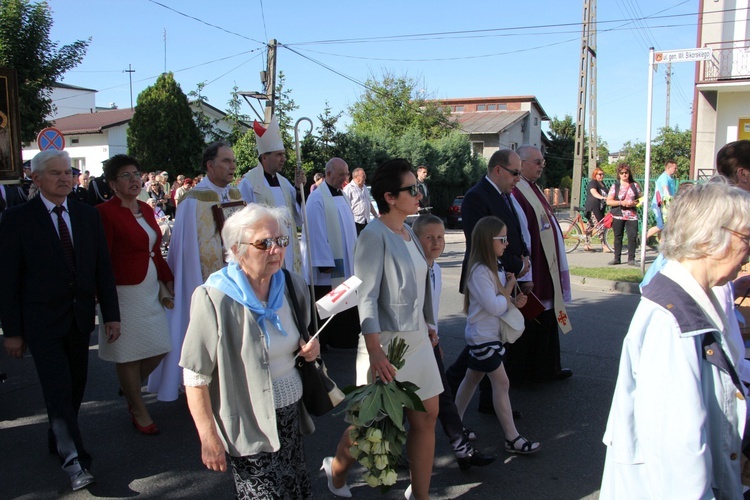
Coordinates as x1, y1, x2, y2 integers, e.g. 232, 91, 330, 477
413, 215, 495, 471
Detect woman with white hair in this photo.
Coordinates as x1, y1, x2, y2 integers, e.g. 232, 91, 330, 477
179, 203, 319, 499
600, 180, 750, 499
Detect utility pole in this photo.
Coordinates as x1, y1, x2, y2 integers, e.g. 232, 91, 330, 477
665, 62, 672, 128
123, 64, 135, 109
163, 29, 167, 73
263, 39, 277, 124
571, 0, 597, 214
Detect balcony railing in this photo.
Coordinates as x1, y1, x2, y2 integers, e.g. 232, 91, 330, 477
702, 40, 750, 82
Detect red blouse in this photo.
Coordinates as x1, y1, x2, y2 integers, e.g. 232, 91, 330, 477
97, 196, 174, 286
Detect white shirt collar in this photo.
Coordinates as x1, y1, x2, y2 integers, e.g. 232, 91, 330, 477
40, 193, 69, 213
485, 175, 506, 197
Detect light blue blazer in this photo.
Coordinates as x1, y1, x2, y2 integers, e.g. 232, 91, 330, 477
354, 218, 434, 335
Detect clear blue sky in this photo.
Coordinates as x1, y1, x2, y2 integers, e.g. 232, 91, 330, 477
48, 0, 699, 153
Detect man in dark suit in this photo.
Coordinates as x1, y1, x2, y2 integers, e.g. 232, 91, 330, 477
0, 150, 120, 491
459, 149, 530, 291
447, 149, 531, 413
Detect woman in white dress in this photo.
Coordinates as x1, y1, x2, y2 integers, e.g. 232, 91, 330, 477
97, 155, 173, 435
322, 159, 442, 500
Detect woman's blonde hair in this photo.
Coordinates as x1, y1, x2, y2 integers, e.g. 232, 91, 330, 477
662, 177, 750, 261
464, 216, 509, 313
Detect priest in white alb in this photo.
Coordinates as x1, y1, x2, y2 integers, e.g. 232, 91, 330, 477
304, 157, 360, 348
238, 115, 305, 274
147, 142, 243, 401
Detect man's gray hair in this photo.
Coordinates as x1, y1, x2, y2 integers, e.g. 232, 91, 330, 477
516, 145, 540, 161
221, 203, 291, 264
662, 177, 750, 262
31, 150, 70, 174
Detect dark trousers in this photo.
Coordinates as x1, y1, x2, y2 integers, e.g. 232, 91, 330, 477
311, 285, 361, 349
434, 345, 463, 445
504, 309, 562, 384
26, 324, 90, 466
354, 222, 367, 235
445, 346, 493, 409
612, 218, 637, 262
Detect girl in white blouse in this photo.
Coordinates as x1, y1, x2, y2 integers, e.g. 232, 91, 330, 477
454, 216, 541, 455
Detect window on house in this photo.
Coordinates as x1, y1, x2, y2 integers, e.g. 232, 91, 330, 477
71, 138, 79, 144
472, 142, 484, 156
453, 105, 464, 112
488, 104, 497, 110
533, 117, 539, 126
497, 103, 507, 110
477, 104, 487, 111
510, 142, 517, 150
71, 158, 86, 170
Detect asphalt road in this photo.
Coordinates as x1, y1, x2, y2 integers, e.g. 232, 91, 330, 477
0, 229, 641, 499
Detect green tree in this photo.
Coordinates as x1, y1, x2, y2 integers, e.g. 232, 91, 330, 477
619, 126, 691, 179
544, 114, 575, 188
349, 71, 456, 140
127, 72, 203, 174
0, 0, 89, 142
188, 81, 222, 144
317, 101, 342, 159
233, 128, 257, 176
223, 85, 250, 146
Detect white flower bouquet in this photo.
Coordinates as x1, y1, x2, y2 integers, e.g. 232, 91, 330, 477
340, 338, 425, 492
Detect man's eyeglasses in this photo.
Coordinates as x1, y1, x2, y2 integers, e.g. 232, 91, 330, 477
493, 236, 508, 244
116, 171, 141, 181
393, 184, 420, 197
499, 165, 521, 177
243, 236, 290, 251
523, 159, 546, 167
722, 227, 750, 246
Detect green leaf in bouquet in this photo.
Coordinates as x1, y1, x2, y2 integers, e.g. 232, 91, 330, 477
380, 383, 405, 431
357, 383, 385, 425
394, 381, 426, 412
336, 384, 374, 417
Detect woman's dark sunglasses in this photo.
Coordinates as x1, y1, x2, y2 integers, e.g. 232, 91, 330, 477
393, 184, 419, 197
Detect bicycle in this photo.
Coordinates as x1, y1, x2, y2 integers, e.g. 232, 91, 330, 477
558, 207, 614, 254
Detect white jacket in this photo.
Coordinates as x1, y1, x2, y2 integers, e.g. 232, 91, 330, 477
600, 260, 746, 500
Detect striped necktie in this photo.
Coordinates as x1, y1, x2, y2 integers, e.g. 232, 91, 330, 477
52, 205, 76, 274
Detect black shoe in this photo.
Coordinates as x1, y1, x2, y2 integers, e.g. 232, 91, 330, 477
607, 259, 621, 265
454, 437, 497, 471
457, 448, 497, 471
627, 260, 637, 266
513, 410, 522, 420
554, 368, 573, 381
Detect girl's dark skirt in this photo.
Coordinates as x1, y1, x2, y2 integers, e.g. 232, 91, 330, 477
467, 341, 506, 373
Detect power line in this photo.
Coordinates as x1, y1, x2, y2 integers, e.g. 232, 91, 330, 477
283, 5, 744, 46
146, 0, 265, 45
258, 0, 269, 43
54, 48, 263, 101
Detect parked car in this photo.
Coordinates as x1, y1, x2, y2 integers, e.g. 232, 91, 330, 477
446, 196, 464, 229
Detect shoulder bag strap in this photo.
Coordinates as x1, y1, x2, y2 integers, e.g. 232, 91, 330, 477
282, 269, 310, 342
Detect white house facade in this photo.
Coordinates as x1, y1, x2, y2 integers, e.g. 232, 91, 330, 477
691, 0, 750, 178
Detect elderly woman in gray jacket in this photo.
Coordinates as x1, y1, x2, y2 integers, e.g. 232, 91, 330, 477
322, 159, 442, 500
180, 204, 319, 499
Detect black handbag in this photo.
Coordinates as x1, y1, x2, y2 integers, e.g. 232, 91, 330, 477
283, 269, 344, 416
